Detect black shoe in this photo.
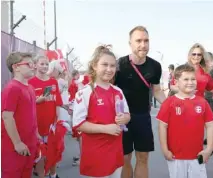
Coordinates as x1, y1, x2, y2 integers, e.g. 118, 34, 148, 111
33, 172, 38, 176
73, 156, 80, 161
49, 174, 60, 178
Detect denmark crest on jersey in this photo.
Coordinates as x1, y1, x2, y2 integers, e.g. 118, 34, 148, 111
195, 106, 202, 114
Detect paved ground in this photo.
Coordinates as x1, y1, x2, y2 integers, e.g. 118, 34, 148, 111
33, 107, 213, 178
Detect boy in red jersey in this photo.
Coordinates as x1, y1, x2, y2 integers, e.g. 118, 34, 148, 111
157, 64, 213, 178
1, 52, 38, 178
29, 55, 63, 178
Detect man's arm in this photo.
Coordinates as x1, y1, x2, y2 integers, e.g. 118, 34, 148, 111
170, 84, 179, 93
152, 84, 166, 104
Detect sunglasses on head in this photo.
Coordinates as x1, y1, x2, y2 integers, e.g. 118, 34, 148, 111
191, 53, 202, 57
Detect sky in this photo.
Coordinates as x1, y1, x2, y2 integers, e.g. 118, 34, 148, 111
12, 0, 213, 71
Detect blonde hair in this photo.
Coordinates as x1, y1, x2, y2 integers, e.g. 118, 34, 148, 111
188, 43, 207, 71
129, 26, 149, 38
6, 52, 32, 72
88, 44, 116, 85
33, 55, 48, 64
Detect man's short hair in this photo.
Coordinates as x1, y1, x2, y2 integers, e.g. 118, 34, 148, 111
168, 64, 175, 70
6, 52, 32, 72
174, 64, 195, 80
129, 26, 149, 38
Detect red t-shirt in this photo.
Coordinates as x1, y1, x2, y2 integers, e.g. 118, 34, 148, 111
157, 95, 213, 159
68, 75, 90, 102
1, 80, 37, 151
72, 84, 129, 177
29, 77, 63, 136
170, 66, 213, 97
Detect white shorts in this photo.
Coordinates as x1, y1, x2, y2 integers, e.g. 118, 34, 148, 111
167, 159, 207, 178
82, 167, 122, 178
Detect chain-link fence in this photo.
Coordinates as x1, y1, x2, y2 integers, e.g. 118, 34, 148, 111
1, 31, 45, 89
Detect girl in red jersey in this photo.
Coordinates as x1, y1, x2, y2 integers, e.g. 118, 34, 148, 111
72, 45, 130, 178
68, 69, 90, 110
170, 43, 213, 97
29, 56, 63, 178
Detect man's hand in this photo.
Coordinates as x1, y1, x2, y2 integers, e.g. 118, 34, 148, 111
14, 142, 31, 156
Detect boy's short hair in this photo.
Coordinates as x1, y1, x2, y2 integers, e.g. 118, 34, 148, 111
7, 52, 32, 72
174, 64, 195, 80
168, 64, 175, 70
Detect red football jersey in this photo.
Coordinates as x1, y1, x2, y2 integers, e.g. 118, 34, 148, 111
157, 95, 213, 159
29, 77, 63, 136
68, 75, 90, 102
72, 84, 129, 177
170, 66, 213, 97
1, 80, 37, 151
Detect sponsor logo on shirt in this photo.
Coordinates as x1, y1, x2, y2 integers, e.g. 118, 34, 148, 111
76, 98, 82, 104
45, 94, 56, 101
97, 99, 104, 106
52, 85, 56, 92
35, 88, 42, 91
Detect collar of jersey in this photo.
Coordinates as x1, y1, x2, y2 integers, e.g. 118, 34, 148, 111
174, 94, 196, 100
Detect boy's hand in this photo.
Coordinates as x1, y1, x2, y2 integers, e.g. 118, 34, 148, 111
14, 142, 31, 156
198, 149, 212, 163
104, 124, 122, 136
115, 113, 130, 125
163, 150, 174, 161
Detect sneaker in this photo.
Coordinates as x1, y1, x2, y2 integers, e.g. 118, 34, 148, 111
72, 159, 80, 166
73, 156, 80, 161
204, 139, 207, 145
49, 174, 60, 178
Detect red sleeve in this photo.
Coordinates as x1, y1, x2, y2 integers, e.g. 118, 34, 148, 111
68, 80, 78, 101
206, 74, 213, 91
2, 86, 20, 112
156, 98, 171, 124
55, 82, 63, 106
170, 76, 175, 85
204, 100, 213, 123
82, 75, 90, 85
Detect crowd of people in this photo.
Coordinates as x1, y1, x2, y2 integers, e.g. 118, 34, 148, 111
1, 25, 213, 178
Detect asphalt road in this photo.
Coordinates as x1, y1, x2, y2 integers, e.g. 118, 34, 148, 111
33, 107, 213, 178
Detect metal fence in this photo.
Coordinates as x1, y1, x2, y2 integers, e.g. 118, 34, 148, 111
1, 31, 45, 89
